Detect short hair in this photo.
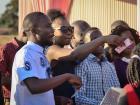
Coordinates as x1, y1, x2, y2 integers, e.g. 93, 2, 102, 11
84, 27, 101, 40
85, 27, 99, 32
47, 9, 65, 22
72, 20, 91, 37
127, 43, 140, 87
111, 20, 129, 30
23, 12, 48, 35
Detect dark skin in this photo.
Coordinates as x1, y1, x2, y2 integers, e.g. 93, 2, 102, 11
47, 18, 124, 104
26, 16, 123, 105
84, 29, 105, 59
52, 18, 72, 47
55, 96, 73, 105
118, 30, 136, 58
70, 25, 84, 48
109, 30, 136, 61
48, 18, 122, 105
24, 74, 81, 94
23, 15, 81, 105
46, 18, 124, 63
49, 18, 75, 105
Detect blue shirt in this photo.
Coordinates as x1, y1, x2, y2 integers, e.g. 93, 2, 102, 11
74, 54, 120, 105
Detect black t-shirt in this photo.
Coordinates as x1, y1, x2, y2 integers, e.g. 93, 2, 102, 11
51, 60, 77, 98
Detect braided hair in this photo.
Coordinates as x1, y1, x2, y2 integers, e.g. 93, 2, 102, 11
127, 43, 140, 86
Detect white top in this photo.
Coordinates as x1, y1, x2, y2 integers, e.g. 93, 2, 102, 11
10, 41, 55, 105
100, 87, 122, 105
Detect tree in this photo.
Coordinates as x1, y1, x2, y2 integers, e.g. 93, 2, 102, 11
0, 0, 18, 34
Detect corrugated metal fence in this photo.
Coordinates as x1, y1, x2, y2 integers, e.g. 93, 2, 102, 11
69, 0, 137, 35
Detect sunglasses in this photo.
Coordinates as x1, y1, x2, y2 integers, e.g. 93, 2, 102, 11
54, 26, 74, 33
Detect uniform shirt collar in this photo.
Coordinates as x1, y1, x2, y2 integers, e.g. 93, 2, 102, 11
27, 41, 44, 54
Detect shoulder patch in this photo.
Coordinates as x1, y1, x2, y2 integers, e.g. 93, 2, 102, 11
24, 61, 31, 71
40, 57, 46, 67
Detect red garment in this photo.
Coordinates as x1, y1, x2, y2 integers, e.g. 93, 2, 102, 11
0, 38, 20, 73
49, 0, 72, 17
0, 38, 20, 98
124, 84, 140, 105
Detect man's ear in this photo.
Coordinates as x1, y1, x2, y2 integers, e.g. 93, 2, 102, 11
22, 30, 33, 36
23, 31, 27, 36
35, 33, 40, 40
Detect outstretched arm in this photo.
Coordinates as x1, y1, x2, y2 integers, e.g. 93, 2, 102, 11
24, 73, 81, 94
46, 35, 123, 62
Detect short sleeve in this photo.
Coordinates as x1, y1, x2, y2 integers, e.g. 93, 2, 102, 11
15, 50, 39, 82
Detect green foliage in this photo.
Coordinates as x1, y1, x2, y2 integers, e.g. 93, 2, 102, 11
0, 0, 18, 34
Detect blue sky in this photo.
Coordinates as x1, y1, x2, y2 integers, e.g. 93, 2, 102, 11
0, 0, 10, 16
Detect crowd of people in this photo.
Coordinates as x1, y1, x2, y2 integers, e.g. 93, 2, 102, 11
0, 9, 140, 105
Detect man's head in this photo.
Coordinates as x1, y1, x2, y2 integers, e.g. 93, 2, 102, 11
84, 27, 104, 56
47, 9, 73, 47
23, 12, 54, 47
71, 20, 90, 48
111, 20, 129, 30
